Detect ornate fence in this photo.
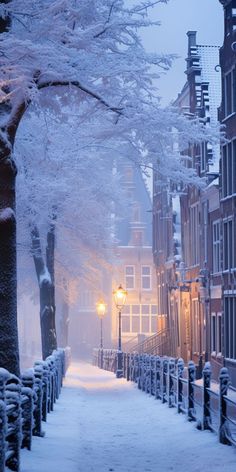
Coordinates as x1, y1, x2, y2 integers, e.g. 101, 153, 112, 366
93, 349, 236, 448
0, 347, 71, 472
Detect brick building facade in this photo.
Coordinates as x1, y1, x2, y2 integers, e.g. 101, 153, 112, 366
218, 0, 236, 384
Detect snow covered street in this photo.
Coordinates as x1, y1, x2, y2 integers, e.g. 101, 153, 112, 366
21, 362, 236, 472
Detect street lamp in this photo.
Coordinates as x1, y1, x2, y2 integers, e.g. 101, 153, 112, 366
96, 299, 106, 369
113, 284, 127, 378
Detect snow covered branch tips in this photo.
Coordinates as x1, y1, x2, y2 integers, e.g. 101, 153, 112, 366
0, 0, 220, 374
0, 1, 220, 174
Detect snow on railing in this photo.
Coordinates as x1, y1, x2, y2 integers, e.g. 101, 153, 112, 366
93, 349, 236, 448
0, 347, 71, 472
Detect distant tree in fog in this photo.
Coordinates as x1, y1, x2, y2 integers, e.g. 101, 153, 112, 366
15, 97, 123, 358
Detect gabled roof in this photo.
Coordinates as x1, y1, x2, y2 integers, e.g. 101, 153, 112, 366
197, 44, 221, 124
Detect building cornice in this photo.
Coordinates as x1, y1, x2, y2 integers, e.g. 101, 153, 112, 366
219, 0, 232, 6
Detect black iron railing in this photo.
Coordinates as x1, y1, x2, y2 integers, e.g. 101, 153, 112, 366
0, 347, 71, 472
93, 349, 236, 448
127, 328, 174, 357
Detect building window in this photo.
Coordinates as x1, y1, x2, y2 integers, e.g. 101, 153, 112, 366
141, 304, 149, 314
218, 314, 222, 354
225, 72, 232, 116
202, 202, 208, 263
224, 68, 236, 118
223, 218, 235, 270
141, 317, 150, 333
190, 204, 199, 266
224, 297, 236, 359
211, 313, 222, 354
121, 304, 158, 334
192, 299, 200, 354
125, 266, 135, 289
122, 304, 130, 315
211, 314, 216, 352
222, 141, 236, 198
151, 316, 158, 333
200, 142, 207, 173
132, 316, 140, 332
212, 220, 221, 273
79, 290, 95, 310
142, 266, 151, 290
122, 316, 130, 333
233, 141, 236, 194
132, 305, 140, 315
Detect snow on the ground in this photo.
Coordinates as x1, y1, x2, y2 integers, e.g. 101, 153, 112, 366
21, 362, 236, 472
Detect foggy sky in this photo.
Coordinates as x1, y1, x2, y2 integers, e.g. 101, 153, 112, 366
141, 0, 224, 105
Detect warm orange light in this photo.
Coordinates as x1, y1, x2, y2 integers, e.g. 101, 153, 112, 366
113, 284, 127, 310
96, 299, 106, 318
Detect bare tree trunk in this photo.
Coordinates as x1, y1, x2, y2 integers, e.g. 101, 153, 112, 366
0, 150, 20, 376
31, 225, 57, 360
59, 286, 69, 348
0, 0, 20, 377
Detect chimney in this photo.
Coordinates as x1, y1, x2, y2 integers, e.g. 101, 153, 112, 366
187, 31, 197, 55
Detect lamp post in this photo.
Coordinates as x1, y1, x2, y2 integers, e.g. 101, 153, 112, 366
96, 299, 106, 369
113, 284, 127, 378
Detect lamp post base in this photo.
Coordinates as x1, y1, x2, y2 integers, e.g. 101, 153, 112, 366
116, 350, 123, 378
116, 369, 123, 378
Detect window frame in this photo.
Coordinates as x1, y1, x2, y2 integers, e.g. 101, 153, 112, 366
212, 220, 221, 274
125, 265, 135, 290
141, 265, 151, 291
224, 297, 236, 359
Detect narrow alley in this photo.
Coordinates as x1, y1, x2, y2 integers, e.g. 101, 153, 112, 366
21, 362, 236, 472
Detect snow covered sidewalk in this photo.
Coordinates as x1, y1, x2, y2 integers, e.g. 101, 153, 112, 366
21, 362, 236, 472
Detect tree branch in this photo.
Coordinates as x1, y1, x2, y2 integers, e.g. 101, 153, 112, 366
38, 80, 123, 115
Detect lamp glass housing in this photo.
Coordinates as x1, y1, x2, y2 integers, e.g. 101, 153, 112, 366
113, 284, 127, 310
96, 300, 106, 319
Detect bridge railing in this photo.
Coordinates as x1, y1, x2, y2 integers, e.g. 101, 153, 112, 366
0, 347, 71, 472
93, 349, 236, 448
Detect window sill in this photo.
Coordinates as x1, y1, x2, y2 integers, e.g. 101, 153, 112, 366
220, 194, 236, 202
221, 112, 236, 122
225, 358, 236, 365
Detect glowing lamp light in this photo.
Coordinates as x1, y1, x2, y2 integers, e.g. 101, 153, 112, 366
113, 284, 127, 310
96, 299, 106, 319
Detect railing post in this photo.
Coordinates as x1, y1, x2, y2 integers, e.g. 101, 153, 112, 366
21, 370, 34, 450
202, 361, 211, 430
42, 363, 50, 422
33, 366, 45, 438
0, 399, 6, 472
150, 356, 154, 395
5, 375, 21, 472
138, 355, 142, 390
142, 355, 147, 392
100, 348, 104, 370
161, 358, 168, 404
145, 356, 150, 394
126, 353, 130, 381
123, 353, 127, 378
134, 354, 139, 383
187, 360, 196, 421
167, 358, 175, 407
177, 358, 184, 414
219, 367, 231, 445
155, 356, 161, 399
0, 369, 9, 472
